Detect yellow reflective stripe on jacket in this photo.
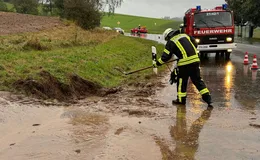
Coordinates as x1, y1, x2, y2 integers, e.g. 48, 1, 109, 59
171, 34, 188, 59
186, 35, 199, 54
175, 41, 187, 58
171, 34, 199, 66
158, 58, 164, 65
170, 34, 187, 42
164, 48, 170, 55
178, 55, 200, 66
199, 88, 210, 95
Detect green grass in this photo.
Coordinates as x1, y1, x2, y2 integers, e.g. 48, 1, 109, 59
101, 13, 182, 34
5, 2, 14, 10
253, 28, 260, 39
0, 29, 165, 91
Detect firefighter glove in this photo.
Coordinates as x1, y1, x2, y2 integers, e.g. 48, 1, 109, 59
152, 60, 157, 67
169, 68, 178, 85
153, 60, 162, 67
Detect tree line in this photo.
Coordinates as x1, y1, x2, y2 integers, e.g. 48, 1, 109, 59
226, 0, 260, 37
0, 0, 123, 29
226, 0, 260, 27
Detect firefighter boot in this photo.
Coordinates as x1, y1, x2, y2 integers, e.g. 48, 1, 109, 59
172, 98, 186, 105
202, 94, 213, 108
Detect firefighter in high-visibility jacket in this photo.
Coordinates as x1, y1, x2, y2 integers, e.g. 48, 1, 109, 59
154, 28, 213, 107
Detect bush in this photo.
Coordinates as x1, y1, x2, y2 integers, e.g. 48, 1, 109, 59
63, 0, 101, 29
0, 0, 8, 11
12, 0, 38, 15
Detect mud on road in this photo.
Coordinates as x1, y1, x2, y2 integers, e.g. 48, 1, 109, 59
0, 75, 182, 160
1, 62, 260, 160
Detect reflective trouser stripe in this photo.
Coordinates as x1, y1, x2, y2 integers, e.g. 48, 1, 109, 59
178, 78, 187, 102
200, 88, 210, 95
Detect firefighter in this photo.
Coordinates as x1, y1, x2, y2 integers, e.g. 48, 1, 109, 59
154, 28, 213, 107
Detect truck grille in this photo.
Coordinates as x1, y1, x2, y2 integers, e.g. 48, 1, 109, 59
195, 34, 234, 44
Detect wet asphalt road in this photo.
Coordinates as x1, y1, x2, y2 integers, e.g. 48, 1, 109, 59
129, 33, 260, 159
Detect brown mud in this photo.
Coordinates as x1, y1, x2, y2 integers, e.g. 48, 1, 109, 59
13, 70, 110, 102
0, 74, 170, 160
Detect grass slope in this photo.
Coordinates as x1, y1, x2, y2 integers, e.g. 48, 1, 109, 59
253, 28, 260, 39
0, 24, 165, 92
101, 13, 182, 34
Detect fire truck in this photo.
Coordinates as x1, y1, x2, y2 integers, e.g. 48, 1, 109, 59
180, 4, 237, 59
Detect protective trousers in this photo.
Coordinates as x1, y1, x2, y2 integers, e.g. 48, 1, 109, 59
176, 62, 211, 104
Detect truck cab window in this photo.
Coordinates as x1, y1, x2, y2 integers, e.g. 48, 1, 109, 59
194, 12, 232, 28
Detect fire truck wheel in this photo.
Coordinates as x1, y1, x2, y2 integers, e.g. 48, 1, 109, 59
215, 52, 220, 60
220, 51, 225, 57
225, 52, 231, 60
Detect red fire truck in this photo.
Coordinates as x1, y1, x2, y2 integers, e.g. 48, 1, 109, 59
180, 4, 237, 59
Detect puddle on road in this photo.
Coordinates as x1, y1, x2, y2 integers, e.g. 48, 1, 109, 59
0, 102, 75, 160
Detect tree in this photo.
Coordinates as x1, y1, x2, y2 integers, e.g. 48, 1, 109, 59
63, 0, 101, 29
41, 0, 54, 15
100, 0, 123, 15
53, 0, 123, 29
12, 0, 38, 15
53, 0, 64, 17
226, 0, 246, 25
226, 0, 260, 37
0, 0, 8, 11
242, 0, 260, 27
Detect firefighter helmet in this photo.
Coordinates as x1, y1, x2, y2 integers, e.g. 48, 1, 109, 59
162, 28, 177, 41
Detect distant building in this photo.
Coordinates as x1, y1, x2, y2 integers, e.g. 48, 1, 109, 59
162, 16, 171, 20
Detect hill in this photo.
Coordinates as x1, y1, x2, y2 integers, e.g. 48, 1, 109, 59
101, 13, 182, 34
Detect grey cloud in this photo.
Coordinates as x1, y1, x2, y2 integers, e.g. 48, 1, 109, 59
115, 0, 226, 18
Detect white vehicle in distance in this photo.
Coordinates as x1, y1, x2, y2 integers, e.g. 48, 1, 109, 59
113, 27, 124, 35
102, 26, 112, 30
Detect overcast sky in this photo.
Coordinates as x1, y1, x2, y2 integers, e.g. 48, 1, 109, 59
114, 0, 227, 18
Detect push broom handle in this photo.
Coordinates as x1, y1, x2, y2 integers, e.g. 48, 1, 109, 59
124, 59, 177, 75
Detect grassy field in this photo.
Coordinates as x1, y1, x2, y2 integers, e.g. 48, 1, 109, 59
101, 13, 182, 34
5, 2, 14, 10
0, 24, 165, 92
253, 28, 260, 39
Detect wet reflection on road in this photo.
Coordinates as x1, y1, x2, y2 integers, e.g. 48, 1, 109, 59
169, 106, 213, 160
126, 33, 260, 159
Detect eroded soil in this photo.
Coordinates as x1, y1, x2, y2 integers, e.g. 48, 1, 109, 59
0, 12, 64, 35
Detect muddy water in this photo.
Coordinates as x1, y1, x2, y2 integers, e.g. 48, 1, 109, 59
1, 34, 260, 160
128, 33, 260, 159
157, 54, 260, 159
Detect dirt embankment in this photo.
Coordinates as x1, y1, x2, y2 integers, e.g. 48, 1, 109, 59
0, 12, 64, 35
13, 71, 120, 103
0, 12, 109, 101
